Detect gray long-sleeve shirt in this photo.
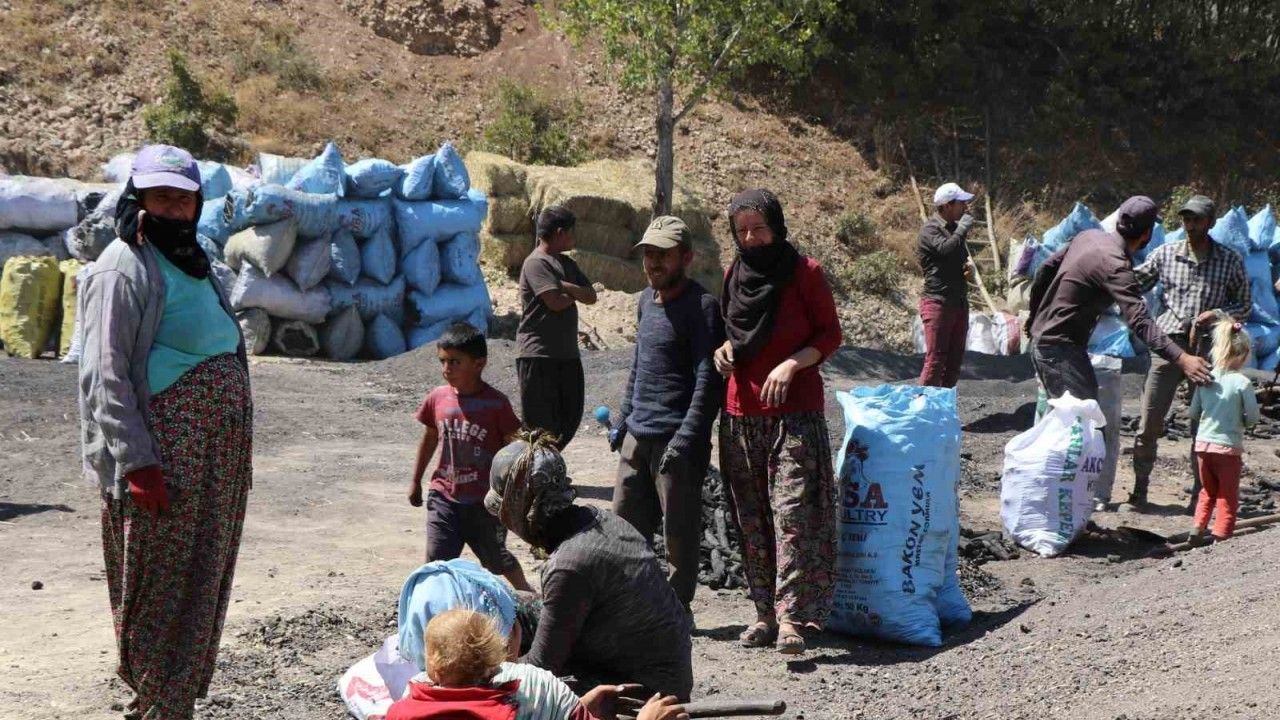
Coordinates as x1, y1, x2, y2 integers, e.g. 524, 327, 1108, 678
522, 507, 693, 699
1029, 229, 1183, 362
916, 214, 971, 307
78, 239, 247, 499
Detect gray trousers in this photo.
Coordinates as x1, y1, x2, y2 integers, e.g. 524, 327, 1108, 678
1131, 334, 1201, 509
1032, 342, 1098, 400
613, 433, 708, 607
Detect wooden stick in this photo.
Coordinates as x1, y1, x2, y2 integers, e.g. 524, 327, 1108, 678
985, 193, 1001, 276
1165, 511, 1280, 552
683, 698, 787, 718
900, 140, 928, 223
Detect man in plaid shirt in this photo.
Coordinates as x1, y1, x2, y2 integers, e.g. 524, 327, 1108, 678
1125, 195, 1250, 509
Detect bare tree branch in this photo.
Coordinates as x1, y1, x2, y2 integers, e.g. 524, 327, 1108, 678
674, 23, 741, 123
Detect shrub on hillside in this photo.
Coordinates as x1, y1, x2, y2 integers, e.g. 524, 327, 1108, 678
480, 80, 584, 166
835, 209, 878, 254
234, 27, 325, 92
143, 49, 238, 159
846, 250, 903, 297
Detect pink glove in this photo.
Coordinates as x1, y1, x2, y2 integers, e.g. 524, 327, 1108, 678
126, 465, 169, 518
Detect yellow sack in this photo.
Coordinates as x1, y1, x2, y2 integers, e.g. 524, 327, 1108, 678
59, 259, 83, 356
0, 255, 62, 358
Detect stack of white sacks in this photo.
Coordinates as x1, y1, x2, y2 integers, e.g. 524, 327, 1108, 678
144, 141, 489, 360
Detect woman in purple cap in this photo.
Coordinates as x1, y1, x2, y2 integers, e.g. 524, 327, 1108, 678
78, 144, 250, 720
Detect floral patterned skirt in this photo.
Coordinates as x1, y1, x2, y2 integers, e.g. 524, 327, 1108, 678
101, 353, 252, 720
718, 410, 837, 626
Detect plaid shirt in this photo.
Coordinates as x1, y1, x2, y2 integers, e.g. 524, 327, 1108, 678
1134, 239, 1250, 336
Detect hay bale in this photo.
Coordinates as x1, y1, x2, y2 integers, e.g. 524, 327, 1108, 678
479, 231, 533, 274
464, 151, 528, 197
569, 250, 647, 293
487, 195, 534, 235
574, 221, 638, 259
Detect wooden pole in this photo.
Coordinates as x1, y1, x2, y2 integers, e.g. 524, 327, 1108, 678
900, 140, 928, 223
985, 193, 1001, 276
1165, 511, 1280, 552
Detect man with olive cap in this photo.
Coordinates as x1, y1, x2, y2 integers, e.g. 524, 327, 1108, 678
1125, 195, 1249, 509
609, 216, 724, 611
917, 182, 977, 387
1028, 195, 1213, 403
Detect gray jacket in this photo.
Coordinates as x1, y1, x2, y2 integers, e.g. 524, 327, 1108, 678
78, 239, 247, 499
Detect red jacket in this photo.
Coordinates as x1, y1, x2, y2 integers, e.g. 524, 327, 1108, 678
725, 256, 842, 417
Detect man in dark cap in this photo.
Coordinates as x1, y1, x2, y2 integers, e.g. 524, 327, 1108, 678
516, 206, 597, 450
1027, 196, 1213, 403
1124, 195, 1249, 509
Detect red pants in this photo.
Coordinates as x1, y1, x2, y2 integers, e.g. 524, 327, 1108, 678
918, 298, 968, 388
1194, 453, 1242, 539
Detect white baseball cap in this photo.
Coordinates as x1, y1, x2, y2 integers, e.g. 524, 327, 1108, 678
933, 182, 974, 206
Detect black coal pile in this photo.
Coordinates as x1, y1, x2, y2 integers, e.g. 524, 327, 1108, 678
1119, 378, 1280, 440
959, 527, 1021, 565
697, 467, 747, 590
1240, 478, 1280, 515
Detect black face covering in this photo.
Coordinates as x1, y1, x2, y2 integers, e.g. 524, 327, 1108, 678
720, 188, 801, 362
115, 179, 209, 279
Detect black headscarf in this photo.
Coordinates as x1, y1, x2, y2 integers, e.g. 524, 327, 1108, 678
115, 179, 209, 279
721, 188, 801, 362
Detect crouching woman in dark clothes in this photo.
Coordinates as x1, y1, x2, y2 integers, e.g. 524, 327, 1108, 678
485, 431, 693, 700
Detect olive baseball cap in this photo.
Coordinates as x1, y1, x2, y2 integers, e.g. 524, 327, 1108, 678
1178, 195, 1216, 219
634, 215, 692, 250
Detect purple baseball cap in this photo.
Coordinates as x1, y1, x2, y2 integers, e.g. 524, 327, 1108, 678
130, 144, 201, 192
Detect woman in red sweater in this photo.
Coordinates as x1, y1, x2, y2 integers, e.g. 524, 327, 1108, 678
713, 189, 842, 656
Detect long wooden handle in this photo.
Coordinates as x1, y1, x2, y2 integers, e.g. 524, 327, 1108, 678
683, 698, 787, 718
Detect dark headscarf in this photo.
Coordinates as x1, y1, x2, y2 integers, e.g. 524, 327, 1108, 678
115, 179, 209, 279
721, 188, 801, 362
485, 430, 576, 551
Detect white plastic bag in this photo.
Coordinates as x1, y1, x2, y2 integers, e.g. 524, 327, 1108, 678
286, 236, 332, 291
1000, 393, 1107, 557
225, 218, 299, 276
337, 635, 417, 720
230, 265, 331, 324
0, 177, 80, 232
237, 308, 272, 355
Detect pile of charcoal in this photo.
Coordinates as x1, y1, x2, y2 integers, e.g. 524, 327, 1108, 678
1118, 378, 1280, 441
1240, 478, 1280, 515
958, 527, 1021, 565
697, 467, 747, 590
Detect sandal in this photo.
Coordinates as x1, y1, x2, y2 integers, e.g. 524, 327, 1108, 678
739, 621, 777, 648
777, 625, 807, 655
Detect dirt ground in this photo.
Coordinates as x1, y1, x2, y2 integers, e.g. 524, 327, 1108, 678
4, 343, 1280, 720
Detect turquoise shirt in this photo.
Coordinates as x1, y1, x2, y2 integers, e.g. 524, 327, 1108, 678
147, 252, 241, 394
1190, 369, 1260, 449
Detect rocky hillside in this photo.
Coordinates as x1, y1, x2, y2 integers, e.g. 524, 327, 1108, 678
0, 0, 1033, 351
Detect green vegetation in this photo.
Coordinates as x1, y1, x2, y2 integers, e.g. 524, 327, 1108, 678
480, 80, 585, 166
834, 210, 878, 254
845, 250, 904, 298
143, 49, 237, 159
809, 1, 1280, 206
547, 0, 838, 213
234, 27, 325, 92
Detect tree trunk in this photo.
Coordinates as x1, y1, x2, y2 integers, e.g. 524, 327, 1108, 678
654, 71, 675, 217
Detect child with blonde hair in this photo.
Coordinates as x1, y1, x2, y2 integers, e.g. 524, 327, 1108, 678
1189, 320, 1259, 542
388, 608, 689, 720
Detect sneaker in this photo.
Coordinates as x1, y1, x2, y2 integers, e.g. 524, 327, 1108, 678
1093, 501, 1115, 513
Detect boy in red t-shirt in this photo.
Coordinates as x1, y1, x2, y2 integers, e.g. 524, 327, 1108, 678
409, 322, 532, 592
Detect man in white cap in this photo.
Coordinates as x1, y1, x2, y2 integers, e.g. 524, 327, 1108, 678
916, 182, 976, 387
